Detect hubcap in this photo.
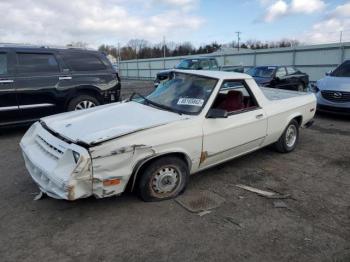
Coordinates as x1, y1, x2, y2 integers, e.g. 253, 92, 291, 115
286, 125, 297, 147
75, 100, 96, 110
152, 167, 180, 194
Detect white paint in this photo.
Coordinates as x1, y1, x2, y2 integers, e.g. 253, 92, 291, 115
20, 70, 316, 200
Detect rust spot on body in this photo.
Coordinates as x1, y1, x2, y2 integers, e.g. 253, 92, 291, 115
200, 151, 208, 164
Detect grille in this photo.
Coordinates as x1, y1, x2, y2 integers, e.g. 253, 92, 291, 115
35, 135, 64, 160
321, 90, 350, 103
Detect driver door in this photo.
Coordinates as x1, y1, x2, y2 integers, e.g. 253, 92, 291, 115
201, 80, 267, 168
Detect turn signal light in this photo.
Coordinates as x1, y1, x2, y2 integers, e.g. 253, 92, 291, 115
103, 178, 121, 186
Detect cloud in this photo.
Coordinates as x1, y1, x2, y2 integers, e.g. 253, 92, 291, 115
301, 2, 350, 44
262, 0, 325, 22
290, 0, 325, 14
264, 0, 288, 22
152, 0, 199, 11
0, 0, 204, 47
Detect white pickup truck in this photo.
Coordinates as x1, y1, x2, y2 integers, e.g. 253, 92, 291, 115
20, 70, 316, 201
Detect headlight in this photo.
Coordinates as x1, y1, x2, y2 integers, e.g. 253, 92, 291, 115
73, 151, 80, 163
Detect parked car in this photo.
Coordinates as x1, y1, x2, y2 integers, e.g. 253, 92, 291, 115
0, 45, 121, 127
246, 66, 309, 91
311, 60, 350, 114
220, 65, 245, 73
154, 57, 219, 87
20, 70, 316, 202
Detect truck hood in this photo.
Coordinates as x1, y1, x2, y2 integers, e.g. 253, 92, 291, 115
41, 101, 188, 145
317, 76, 350, 92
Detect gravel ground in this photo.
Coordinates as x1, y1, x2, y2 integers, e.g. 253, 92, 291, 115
0, 80, 349, 262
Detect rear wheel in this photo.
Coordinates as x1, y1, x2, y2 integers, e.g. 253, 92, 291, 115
67, 95, 100, 111
137, 156, 189, 202
274, 119, 299, 153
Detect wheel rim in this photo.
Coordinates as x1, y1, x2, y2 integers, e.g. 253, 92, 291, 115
75, 100, 96, 110
286, 125, 297, 147
152, 166, 181, 194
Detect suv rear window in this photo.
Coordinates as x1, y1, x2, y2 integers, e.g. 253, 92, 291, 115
0, 53, 7, 75
61, 52, 106, 71
17, 53, 59, 73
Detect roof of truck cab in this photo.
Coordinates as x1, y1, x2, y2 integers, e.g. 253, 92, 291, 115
174, 69, 252, 80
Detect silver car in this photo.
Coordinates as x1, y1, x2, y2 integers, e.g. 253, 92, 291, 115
312, 60, 350, 114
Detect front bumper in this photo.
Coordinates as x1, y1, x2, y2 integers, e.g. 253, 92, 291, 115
20, 122, 93, 200
316, 91, 350, 115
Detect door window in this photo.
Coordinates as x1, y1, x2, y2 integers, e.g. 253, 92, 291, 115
17, 53, 59, 74
286, 66, 297, 75
275, 67, 287, 77
199, 60, 210, 70
61, 53, 106, 71
211, 80, 258, 114
0, 53, 7, 75
210, 60, 218, 69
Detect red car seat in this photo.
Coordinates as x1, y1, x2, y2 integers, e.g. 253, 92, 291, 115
218, 90, 244, 111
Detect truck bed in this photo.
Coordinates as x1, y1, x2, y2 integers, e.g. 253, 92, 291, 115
261, 87, 308, 101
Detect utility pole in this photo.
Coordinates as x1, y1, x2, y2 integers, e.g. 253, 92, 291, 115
163, 36, 166, 69
340, 30, 343, 44
236, 31, 241, 52
117, 42, 121, 70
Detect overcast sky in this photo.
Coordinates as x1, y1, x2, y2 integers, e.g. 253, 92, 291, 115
0, 0, 349, 48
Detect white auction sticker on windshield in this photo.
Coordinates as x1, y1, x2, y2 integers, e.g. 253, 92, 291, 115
177, 98, 204, 107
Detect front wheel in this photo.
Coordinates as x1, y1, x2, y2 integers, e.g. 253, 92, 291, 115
137, 156, 189, 202
274, 119, 299, 153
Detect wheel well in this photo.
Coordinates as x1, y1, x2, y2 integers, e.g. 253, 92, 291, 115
65, 87, 103, 108
293, 115, 303, 126
127, 152, 191, 192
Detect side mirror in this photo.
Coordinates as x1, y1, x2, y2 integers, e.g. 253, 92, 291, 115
207, 108, 228, 119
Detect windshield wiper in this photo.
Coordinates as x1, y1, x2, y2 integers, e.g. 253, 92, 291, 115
130, 92, 182, 115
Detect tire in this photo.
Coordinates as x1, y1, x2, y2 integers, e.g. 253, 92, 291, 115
67, 95, 100, 111
137, 156, 189, 202
274, 119, 299, 153
297, 82, 305, 92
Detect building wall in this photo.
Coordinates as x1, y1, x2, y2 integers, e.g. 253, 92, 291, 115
119, 42, 350, 81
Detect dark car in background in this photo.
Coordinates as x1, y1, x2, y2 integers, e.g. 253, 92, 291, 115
154, 57, 219, 87
0, 45, 121, 127
246, 66, 309, 91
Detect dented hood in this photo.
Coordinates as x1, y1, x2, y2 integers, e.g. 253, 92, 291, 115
41, 101, 187, 145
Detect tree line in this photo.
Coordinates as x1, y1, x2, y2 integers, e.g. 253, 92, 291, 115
98, 38, 300, 60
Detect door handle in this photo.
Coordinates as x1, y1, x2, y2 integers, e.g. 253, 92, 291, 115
0, 79, 14, 83
256, 114, 264, 119
59, 76, 72, 80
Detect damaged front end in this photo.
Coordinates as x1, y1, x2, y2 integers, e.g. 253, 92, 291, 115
20, 122, 93, 200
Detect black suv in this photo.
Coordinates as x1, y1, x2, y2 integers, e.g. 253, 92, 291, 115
0, 45, 121, 126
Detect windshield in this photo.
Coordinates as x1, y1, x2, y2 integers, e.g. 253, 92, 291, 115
330, 61, 350, 77
175, 60, 198, 70
247, 66, 276, 78
133, 72, 218, 115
